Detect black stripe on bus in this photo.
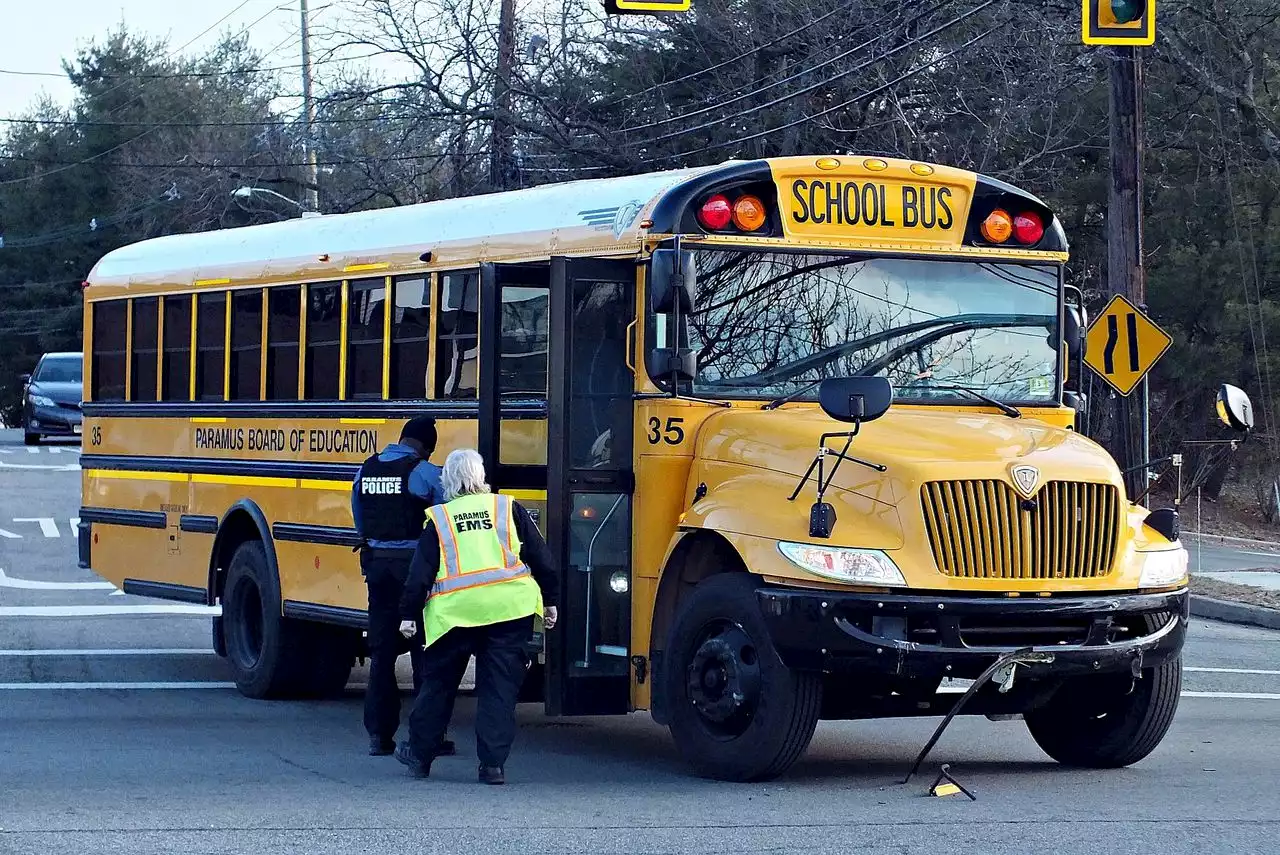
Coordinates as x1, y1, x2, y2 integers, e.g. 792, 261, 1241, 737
179, 514, 220, 534
273, 522, 363, 547
80, 399, 548, 420
79, 506, 168, 529
123, 579, 208, 603
283, 600, 368, 628
81, 454, 360, 482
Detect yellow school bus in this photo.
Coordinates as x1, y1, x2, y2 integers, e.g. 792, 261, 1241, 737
79, 155, 1253, 781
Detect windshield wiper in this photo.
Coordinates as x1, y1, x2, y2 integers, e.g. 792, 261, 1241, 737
920, 385, 1021, 419
763, 380, 821, 410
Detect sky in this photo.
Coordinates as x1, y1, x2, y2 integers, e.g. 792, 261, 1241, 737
0, 0, 327, 119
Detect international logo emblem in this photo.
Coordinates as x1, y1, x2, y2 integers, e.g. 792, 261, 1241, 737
1011, 465, 1040, 498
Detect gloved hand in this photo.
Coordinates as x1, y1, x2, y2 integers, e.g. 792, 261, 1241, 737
399, 620, 417, 638
543, 606, 558, 630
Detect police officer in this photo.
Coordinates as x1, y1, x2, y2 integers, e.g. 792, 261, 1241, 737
395, 448, 560, 784
351, 415, 454, 757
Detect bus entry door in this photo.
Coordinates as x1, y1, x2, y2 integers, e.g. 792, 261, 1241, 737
545, 257, 636, 716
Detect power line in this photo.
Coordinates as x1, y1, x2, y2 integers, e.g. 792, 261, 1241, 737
0, 1, 286, 188
636, 0, 994, 149
1, 150, 455, 169
603, 0, 862, 107
0, 50, 386, 82
621, 0, 956, 135
655, 19, 1006, 162
0, 111, 446, 129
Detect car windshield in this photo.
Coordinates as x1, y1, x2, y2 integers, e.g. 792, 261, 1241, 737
36, 357, 83, 384
661, 250, 1060, 405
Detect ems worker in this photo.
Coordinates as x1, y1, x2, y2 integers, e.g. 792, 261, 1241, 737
395, 448, 560, 785
351, 415, 454, 757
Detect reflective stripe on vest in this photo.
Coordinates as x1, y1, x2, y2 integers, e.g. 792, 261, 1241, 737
421, 493, 542, 648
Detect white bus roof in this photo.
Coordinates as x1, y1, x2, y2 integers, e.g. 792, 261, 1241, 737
86, 164, 720, 291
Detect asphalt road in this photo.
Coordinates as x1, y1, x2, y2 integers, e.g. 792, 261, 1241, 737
2, 427, 1279, 854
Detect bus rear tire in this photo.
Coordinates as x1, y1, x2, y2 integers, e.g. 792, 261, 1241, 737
223, 540, 308, 699
663, 573, 822, 782
1025, 656, 1182, 768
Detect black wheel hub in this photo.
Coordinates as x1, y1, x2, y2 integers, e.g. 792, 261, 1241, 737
686, 621, 761, 737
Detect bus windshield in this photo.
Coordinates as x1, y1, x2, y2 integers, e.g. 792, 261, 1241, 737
675, 251, 1060, 405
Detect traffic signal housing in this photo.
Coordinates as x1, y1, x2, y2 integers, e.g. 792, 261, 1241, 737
1082, 0, 1155, 45
605, 0, 690, 13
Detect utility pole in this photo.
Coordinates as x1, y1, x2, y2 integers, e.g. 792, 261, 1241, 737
1107, 44, 1148, 502
300, 0, 320, 212
489, 0, 517, 192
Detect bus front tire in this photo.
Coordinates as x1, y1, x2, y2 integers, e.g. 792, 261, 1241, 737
663, 573, 822, 782
1025, 656, 1182, 768
222, 540, 354, 699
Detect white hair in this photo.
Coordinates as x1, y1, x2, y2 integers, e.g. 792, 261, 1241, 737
441, 448, 490, 500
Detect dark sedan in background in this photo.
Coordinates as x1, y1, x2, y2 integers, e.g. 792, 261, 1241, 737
21, 352, 83, 445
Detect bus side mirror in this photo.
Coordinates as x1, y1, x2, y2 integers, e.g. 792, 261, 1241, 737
818, 376, 893, 424
1217, 384, 1254, 434
1063, 305, 1086, 360
649, 249, 696, 315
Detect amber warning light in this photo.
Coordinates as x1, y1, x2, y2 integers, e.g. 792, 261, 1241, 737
980, 208, 1044, 247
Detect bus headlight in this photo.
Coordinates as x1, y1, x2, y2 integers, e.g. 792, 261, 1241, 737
1137, 547, 1189, 588
777, 542, 907, 586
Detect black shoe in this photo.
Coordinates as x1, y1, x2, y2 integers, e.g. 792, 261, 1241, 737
478, 765, 505, 785
395, 743, 430, 778
435, 738, 457, 757
369, 736, 396, 756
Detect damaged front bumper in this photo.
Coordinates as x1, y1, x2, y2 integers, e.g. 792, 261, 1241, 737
757, 586, 1189, 680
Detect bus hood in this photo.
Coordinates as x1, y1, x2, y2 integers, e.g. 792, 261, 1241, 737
682, 405, 1124, 551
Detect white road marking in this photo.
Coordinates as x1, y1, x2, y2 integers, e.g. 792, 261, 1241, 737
0, 682, 236, 690
0, 648, 217, 657
1182, 691, 1280, 700
1239, 550, 1280, 558
0, 604, 220, 617
70, 517, 80, 531
25, 447, 38, 455
0, 567, 115, 591
0, 528, 19, 539
1186, 666, 1280, 676
13, 517, 59, 538
0, 461, 79, 471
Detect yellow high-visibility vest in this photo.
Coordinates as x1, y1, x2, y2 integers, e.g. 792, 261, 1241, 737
421, 492, 543, 648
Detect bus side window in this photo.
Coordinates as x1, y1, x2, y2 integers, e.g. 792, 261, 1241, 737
305, 282, 342, 400
130, 297, 159, 402
266, 286, 300, 400
391, 275, 430, 400
347, 278, 386, 400
161, 295, 191, 401
91, 300, 127, 402
436, 271, 478, 399
195, 292, 227, 401
230, 289, 262, 401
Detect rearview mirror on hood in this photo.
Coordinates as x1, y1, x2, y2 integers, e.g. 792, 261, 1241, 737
818, 376, 893, 424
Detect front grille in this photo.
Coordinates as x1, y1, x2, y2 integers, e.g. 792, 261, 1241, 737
921, 480, 1120, 579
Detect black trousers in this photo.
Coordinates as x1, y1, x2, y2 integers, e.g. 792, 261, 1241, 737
363, 551, 424, 742
409, 615, 533, 769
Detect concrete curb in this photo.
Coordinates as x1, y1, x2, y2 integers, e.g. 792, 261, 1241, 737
1190, 595, 1280, 631
1185, 531, 1280, 550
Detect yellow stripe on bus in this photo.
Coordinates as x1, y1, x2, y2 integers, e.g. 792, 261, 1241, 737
339, 418, 386, 425
85, 469, 189, 483
500, 489, 547, 501
298, 479, 353, 491
190, 417, 227, 424
191, 474, 296, 488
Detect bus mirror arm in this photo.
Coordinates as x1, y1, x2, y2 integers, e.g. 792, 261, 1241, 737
788, 429, 887, 539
